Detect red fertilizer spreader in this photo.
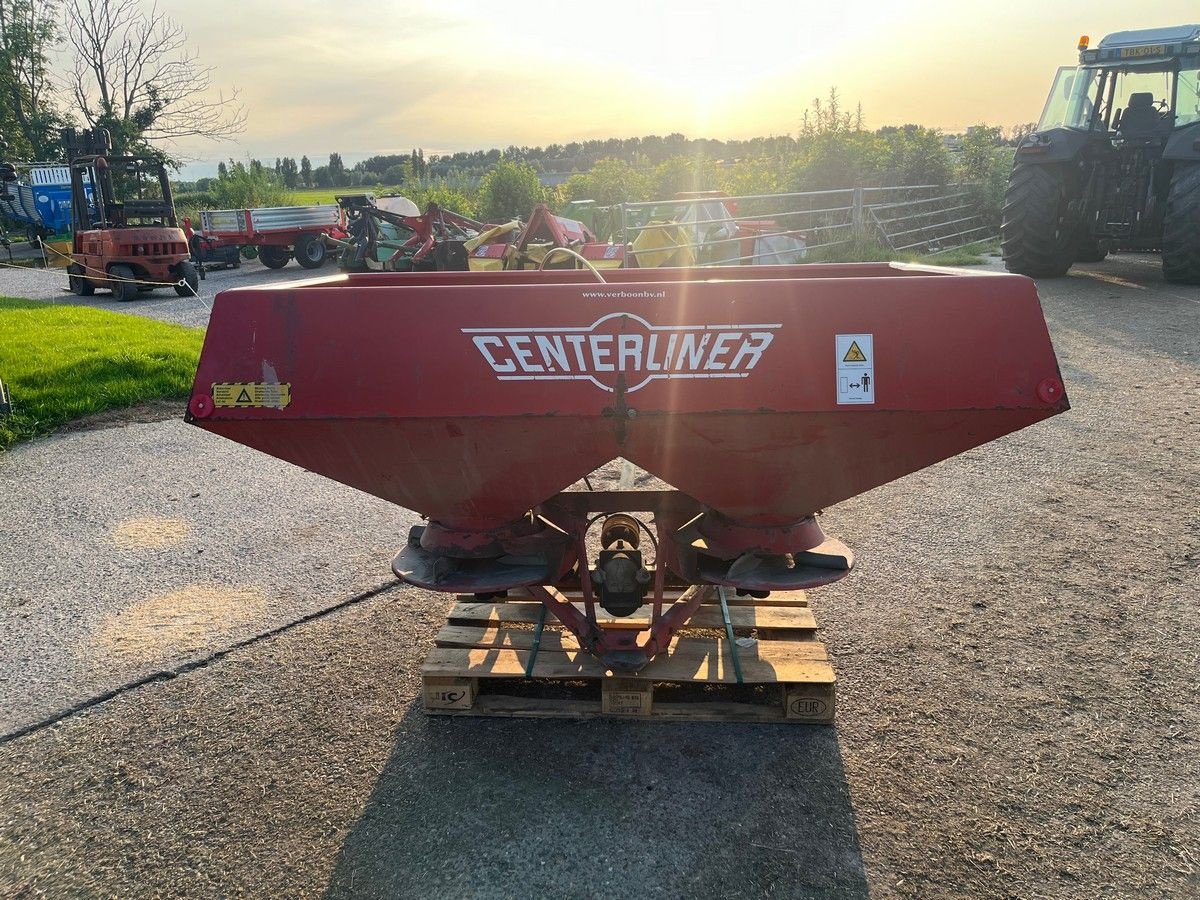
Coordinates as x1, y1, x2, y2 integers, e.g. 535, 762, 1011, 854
187, 264, 1068, 671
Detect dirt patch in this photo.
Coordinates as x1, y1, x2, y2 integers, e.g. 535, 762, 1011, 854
110, 515, 192, 550
92, 583, 266, 663
57, 399, 183, 434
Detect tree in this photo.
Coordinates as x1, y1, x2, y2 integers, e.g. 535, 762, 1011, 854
313, 165, 332, 188
210, 159, 290, 209
217, 160, 227, 179
280, 156, 298, 189
654, 156, 716, 197
383, 161, 412, 186
477, 158, 544, 221
878, 125, 952, 186
0, 0, 61, 158
328, 152, 347, 186
65, 0, 245, 157
563, 158, 651, 205
299, 155, 312, 187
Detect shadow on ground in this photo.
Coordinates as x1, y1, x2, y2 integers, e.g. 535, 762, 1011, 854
325, 706, 868, 899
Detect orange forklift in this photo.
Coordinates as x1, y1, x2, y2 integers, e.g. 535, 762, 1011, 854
64, 127, 199, 301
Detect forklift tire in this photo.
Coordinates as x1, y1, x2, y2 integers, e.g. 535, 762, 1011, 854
293, 232, 326, 269
109, 264, 139, 302
259, 245, 290, 269
68, 263, 94, 296
1162, 162, 1200, 284
1000, 163, 1078, 278
174, 261, 200, 297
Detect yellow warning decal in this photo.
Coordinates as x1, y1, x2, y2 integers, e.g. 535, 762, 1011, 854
842, 341, 868, 363
211, 382, 291, 409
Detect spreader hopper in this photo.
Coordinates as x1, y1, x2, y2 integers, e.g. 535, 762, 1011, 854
188, 263, 1067, 670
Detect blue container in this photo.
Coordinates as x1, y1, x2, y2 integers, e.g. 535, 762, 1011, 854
1, 166, 90, 237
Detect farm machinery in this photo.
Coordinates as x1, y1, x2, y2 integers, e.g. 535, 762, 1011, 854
337, 194, 488, 271
336, 196, 620, 273
1002, 24, 1200, 281
63, 127, 199, 301
187, 263, 1068, 673
335, 193, 801, 275
0, 164, 81, 244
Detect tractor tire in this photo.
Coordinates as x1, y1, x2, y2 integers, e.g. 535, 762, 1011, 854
109, 264, 139, 302
293, 232, 327, 269
259, 245, 290, 269
1001, 163, 1079, 278
175, 261, 200, 296
68, 263, 94, 296
1162, 161, 1200, 284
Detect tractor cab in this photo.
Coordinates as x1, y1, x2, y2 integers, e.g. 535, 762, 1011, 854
1035, 29, 1197, 142
63, 127, 198, 301
1003, 24, 1200, 282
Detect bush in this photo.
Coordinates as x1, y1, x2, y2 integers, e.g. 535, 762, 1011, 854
653, 156, 717, 197
407, 184, 479, 220
477, 159, 545, 222
173, 190, 218, 222
563, 158, 652, 205
959, 125, 1014, 227
716, 159, 788, 198
211, 161, 293, 209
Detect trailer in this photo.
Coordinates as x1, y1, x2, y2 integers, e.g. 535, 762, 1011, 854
193, 205, 346, 269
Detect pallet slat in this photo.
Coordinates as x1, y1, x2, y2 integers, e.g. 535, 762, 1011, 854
422, 637, 832, 684
433, 624, 830, 665
448, 600, 817, 632
433, 694, 833, 724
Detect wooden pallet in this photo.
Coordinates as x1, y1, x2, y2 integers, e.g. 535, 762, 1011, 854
420, 589, 835, 723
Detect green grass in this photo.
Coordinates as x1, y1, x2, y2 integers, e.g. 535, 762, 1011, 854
290, 187, 372, 205
808, 237, 998, 266
914, 239, 1001, 266
0, 297, 204, 450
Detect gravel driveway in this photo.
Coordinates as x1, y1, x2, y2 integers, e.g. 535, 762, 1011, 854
0, 256, 339, 328
0, 254, 1196, 899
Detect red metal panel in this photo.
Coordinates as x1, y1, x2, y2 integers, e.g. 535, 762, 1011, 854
189, 265, 1067, 529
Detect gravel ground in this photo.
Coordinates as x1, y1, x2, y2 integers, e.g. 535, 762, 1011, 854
0, 256, 338, 328
0, 416, 416, 734
0, 254, 1197, 899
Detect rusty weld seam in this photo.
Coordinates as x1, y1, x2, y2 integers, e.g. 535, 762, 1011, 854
0, 581, 404, 747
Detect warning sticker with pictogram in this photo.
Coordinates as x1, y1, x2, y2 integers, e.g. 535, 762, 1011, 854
835, 334, 874, 405
211, 382, 292, 409
842, 340, 868, 362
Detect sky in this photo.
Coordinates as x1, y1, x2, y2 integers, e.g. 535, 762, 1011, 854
154, 0, 1197, 178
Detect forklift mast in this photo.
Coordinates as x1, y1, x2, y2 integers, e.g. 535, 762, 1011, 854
62, 127, 178, 231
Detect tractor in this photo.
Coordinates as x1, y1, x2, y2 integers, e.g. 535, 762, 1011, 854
1001, 24, 1200, 282
63, 127, 199, 301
